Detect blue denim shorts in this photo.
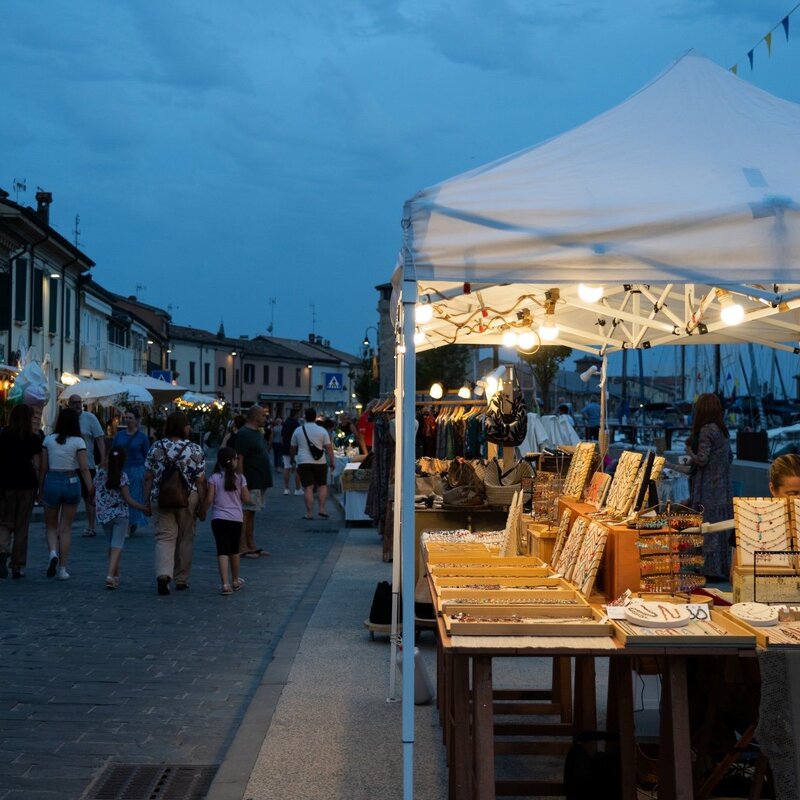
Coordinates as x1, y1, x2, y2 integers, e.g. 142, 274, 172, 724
42, 471, 82, 507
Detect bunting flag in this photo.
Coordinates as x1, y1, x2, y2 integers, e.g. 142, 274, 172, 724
731, 3, 800, 74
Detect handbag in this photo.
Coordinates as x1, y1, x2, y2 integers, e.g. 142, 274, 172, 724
157, 442, 190, 509
485, 382, 528, 447
302, 425, 325, 461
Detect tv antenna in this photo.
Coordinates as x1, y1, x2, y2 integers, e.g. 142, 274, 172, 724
168, 304, 180, 317
12, 178, 26, 202
73, 214, 81, 248
310, 303, 316, 335
266, 297, 276, 334
135, 283, 147, 300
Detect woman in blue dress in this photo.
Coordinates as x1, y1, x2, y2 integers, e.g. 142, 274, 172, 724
112, 407, 150, 535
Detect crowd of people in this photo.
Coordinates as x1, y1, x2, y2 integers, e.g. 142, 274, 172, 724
0, 398, 372, 595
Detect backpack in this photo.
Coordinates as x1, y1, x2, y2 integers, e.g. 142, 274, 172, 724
369, 580, 401, 624
564, 731, 621, 800
158, 442, 190, 509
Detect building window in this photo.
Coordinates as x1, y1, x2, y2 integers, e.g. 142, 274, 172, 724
277, 366, 284, 386
295, 367, 301, 387
263, 365, 269, 385
32, 268, 44, 329
204, 363, 210, 385
48, 276, 59, 333
218, 367, 226, 387
244, 363, 255, 384
13, 259, 27, 322
235, 368, 240, 388
189, 361, 196, 384
64, 288, 72, 337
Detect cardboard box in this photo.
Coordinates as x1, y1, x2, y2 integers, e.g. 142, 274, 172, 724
341, 467, 371, 492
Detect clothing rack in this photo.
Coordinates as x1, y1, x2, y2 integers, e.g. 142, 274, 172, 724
416, 400, 487, 407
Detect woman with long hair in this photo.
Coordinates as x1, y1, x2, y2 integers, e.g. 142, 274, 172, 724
112, 407, 150, 535
685, 392, 734, 580
40, 407, 94, 580
0, 404, 42, 579
143, 411, 206, 595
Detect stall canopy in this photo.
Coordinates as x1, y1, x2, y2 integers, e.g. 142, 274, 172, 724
396, 51, 800, 355
392, 51, 800, 800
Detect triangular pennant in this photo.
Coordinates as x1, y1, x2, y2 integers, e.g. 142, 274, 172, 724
748, 48, 754, 69
731, 64, 738, 74
782, 15, 790, 41
765, 32, 772, 55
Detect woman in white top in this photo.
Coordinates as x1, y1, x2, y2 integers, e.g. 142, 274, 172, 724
40, 407, 94, 580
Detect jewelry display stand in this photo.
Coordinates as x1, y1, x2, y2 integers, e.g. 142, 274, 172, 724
635, 502, 705, 594
752, 549, 800, 605
560, 442, 596, 499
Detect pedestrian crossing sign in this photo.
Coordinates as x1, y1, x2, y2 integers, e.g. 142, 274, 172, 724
325, 373, 344, 391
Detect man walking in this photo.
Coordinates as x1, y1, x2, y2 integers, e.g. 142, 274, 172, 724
583, 395, 601, 441
281, 407, 303, 496
235, 405, 272, 558
290, 408, 334, 520
68, 394, 105, 537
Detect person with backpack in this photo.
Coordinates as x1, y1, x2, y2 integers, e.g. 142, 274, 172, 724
93, 446, 150, 589
200, 446, 250, 595
143, 412, 206, 596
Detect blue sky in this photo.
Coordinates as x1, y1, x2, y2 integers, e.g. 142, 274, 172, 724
4, 0, 800, 360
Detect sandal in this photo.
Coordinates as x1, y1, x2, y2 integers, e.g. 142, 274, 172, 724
241, 551, 260, 559
233, 577, 246, 591
82, 529, 96, 538
105, 576, 116, 590
318, 512, 329, 519
221, 584, 233, 595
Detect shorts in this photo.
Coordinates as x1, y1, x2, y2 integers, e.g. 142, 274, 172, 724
103, 516, 128, 549
42, 471, 81, 508
298, 463, 327, 488
212, 518, 243, 556
80, 468, 97, 500
282, 455, 295, 470
242, 488, 264, 513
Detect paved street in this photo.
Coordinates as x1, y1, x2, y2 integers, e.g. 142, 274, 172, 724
0, 484, 345, 800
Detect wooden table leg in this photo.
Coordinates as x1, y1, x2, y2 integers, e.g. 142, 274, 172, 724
452, 654, 471, 800
472, 655, 495, 800
608, 657, 637, 800
553, 656, 573, 723
573, 656, 597, 736
659, 655, 693, 800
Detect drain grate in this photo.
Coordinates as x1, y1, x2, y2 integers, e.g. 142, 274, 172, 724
86, 764, 217, 800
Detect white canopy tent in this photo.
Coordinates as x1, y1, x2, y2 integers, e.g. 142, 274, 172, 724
391, 51, 800, 799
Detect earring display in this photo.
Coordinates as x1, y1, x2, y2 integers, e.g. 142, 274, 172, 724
528, 471, 565, 525
571, 521, 608, 597
500, 491, 523, 557
584, 471, 611, 509
561, 442, 596, 499
734, 497, 792, 568
556, 517, 589, 582
603, 450, 643, 517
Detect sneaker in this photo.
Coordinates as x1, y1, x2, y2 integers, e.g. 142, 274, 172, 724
294, 489, 304, 496
283, 489, 290, 496
0, 553, 8, 579
56, 567, 70, 580
157, 575, 171, 595
47, 553, 59, 578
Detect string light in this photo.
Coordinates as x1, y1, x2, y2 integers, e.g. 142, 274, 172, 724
501, 329, 518, 347
578, 283, 604, 303
717, 289, 745, 326
457, 381, 472, 399
539, 309, 559, 341
517, 331, 536, 351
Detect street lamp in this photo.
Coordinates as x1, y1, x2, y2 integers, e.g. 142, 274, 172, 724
362, 325, 379, 358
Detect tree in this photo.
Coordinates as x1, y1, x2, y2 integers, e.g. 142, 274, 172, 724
518, 345, 572, 411
416, 345, 472, 393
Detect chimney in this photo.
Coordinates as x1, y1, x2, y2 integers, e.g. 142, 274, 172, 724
308, 333, 315, 343
35, 190, 53, 224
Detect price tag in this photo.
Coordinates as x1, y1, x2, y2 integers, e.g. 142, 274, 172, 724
606, 606, 628, 620
686, 603, 710, 621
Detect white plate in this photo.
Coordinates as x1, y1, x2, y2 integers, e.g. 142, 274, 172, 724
729, 602, 779, 627
623, 601, 692, 628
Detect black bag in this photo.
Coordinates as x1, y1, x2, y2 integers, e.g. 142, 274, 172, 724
369, 580, 401, 624
564, 731, 621, 800
485, 389, 528, 447
302, 425, 325, 461
158, 442, 190, 509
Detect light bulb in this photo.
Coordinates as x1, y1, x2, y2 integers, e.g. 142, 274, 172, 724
415, 303, 433, 324
413, 330, 425, 345
457, 382, 472, 399
539, 313, 559, 341
578, 283, 604, 303
484, 376, 499, 401
429, 382, 444, 399
719, 294, 744, 326
517, 331, 536, 351
501, 330, 518, 348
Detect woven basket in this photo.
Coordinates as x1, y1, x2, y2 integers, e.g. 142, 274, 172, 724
484, 460, 534, 507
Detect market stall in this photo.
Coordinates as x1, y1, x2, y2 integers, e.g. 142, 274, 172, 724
391, 51, 800, 799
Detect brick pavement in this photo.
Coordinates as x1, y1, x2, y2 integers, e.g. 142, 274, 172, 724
0, 484, 347, 800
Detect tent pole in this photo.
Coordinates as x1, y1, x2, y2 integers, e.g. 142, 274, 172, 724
400, 272, 418, 800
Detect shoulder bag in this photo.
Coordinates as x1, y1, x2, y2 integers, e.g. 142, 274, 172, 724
302, 425, 325, 461
485, 379, 528, 447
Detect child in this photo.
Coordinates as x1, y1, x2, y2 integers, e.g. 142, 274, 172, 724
93, 447, 150, 589
202, 446, 250, 595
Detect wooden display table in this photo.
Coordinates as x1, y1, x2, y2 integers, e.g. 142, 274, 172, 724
558, 497, 641, 600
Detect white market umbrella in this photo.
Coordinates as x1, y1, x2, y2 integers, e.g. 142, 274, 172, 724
178, 392, 221, 407
119, 373, 187, 404
59, 378, 129, 405
117, 383, 154, 405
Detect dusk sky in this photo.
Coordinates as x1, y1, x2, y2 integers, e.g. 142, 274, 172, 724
5, 1, 800, 359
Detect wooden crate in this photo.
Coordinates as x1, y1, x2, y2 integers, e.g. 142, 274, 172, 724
424, 553, 544, 567
439, 589, 589, 615
527, 522, 557, 563
432, 573, 555, 593
444, 605, 612, 637
429, 565, 550, 579
437, 577, 571, 598
611, 609, 757, 647
731, 566, 800, 604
